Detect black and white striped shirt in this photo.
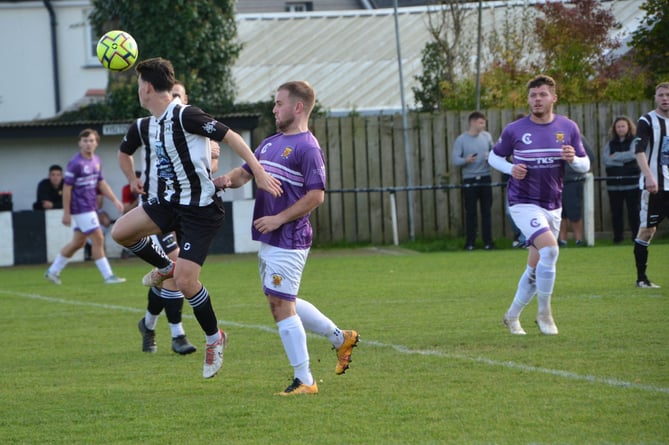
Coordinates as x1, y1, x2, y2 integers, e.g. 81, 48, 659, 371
635, 111, 669, 192
120, 99, 229, 206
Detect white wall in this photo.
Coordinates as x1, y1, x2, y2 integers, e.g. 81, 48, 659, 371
0, 129, 254, 214
0, 1, 107, 123
0, 212, 14, 266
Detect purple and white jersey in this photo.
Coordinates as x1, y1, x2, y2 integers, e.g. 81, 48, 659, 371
243, 131, 326, 249
63, 152, 103, 215
493, 115, 585, 210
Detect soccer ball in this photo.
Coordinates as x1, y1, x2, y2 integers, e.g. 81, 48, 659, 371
96, 30, 138, 72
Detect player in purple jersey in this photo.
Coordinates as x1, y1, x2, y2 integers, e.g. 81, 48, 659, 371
45, 129, 125, 285
632, 82, 669, 289
215, 81, 359, 395
488, 75, 590, 336
112, 58, 282, 379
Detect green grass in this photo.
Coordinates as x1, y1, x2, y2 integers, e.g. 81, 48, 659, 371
0, 243, 667, 444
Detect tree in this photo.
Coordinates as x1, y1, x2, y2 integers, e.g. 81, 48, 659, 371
534, 0, 621, 102
630, 0, 669, 91
86, 0, 241, 119
480, 5, 539, 109
412, 0, 473, 112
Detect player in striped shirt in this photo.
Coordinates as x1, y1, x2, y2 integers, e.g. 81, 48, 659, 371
632, 82, 669, 289
112, 57, 282, 378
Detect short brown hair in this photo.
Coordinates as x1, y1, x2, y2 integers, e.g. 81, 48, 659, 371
656, 82, 669, 91
278, 81, 316, 115
468, 111, 486, 122
527, 74, 557, 94
135, 57, 176, 93
79, 128, 100, 143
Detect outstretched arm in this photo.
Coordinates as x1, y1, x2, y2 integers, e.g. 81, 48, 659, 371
222, 131, 282, 197
212, 166, 253, 190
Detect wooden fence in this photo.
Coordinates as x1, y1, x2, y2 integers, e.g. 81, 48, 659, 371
278, 101, 657, 245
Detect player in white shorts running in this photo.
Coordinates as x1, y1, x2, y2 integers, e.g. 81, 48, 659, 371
489, 75, 590, 336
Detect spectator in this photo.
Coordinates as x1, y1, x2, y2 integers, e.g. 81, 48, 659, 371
558, 136, 595, 246
33, 164, 63, 210
452, 111, 495, 250
122, 171, 142, 214
603, 116, 640, 244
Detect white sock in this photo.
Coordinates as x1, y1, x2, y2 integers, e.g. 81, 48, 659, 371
170, 323, 185, 338
95, 257, 114, 279
144, 311, 159, 330
277, 315, 312, 385
507, 266, 536, 319
205, 330, 222, 345
48, 254, 69, 275
296, 298, 343, 348
536, 246, 559, 315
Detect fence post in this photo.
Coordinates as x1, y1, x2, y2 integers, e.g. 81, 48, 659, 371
584, 172, 595, 246
389, 191, 399, 246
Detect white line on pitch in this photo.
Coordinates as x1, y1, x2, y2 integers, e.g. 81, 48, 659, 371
2, 289, 668, 395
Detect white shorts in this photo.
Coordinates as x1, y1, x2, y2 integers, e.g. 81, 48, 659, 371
72, 211, 101, 235
258, 243, 309, 301
509, 204, 561, 247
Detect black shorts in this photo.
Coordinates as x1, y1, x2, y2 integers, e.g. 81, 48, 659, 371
640, 190, 669, 229
561, 181, 583, 220
142, 197, 225, 266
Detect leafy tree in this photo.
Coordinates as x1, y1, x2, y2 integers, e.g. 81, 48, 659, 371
413, 0, 473, 112
413, 0, 647, 110
630, 0, 669, 92
479, 5, 539, 109
533, 0, 621, 102
85, 0, 241, 119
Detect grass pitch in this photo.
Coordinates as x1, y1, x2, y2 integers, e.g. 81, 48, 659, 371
0, 243, 667, 444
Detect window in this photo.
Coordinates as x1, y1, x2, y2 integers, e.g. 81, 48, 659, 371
285, 2, 313, 12
83, 10, 100, 66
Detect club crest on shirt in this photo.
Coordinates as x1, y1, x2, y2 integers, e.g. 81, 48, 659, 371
272, 274, 283, 287
281, 147, 293, 159
555, 132, 565, 144
202, 120, 217, 134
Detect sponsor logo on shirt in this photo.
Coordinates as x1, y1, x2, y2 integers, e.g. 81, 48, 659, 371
202, 120, 218, 134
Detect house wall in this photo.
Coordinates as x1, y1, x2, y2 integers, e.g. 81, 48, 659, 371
0, 129, 254, 213
0, 1, 108, 122
0, 127, 258, 265
235, 0, 364, 13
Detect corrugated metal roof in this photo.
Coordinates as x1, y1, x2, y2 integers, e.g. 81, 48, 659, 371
234, 0, 646, 115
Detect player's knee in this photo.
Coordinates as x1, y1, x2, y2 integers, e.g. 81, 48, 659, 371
538, 245, 559, 267
635, 227, 655, 243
